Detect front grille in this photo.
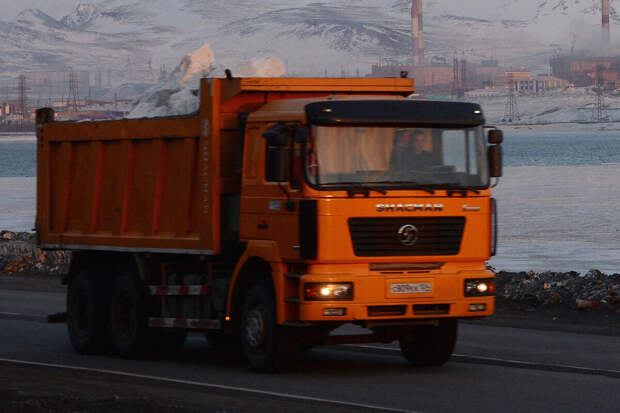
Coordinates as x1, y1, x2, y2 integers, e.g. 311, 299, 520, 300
367, 305, 407, 317
413, 304, 450, 315
348, 217, 465, 257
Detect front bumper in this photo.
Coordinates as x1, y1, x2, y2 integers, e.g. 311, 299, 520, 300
297, 270, 495, 322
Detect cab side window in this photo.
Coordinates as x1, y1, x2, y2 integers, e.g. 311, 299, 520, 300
263, 123, 291, 183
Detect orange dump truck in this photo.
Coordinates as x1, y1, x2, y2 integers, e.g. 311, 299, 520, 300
36, 77, 503, 371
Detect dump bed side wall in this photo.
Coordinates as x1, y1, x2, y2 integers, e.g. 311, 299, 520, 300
37, 114, 220, 253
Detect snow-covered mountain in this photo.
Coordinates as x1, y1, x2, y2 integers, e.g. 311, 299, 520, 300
0, 0, 618, 93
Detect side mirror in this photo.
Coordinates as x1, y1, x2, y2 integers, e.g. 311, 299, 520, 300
488, 129, 503, 144
262, 123, 290, 147
266, 147, 289, 182
488, 144, 503, 178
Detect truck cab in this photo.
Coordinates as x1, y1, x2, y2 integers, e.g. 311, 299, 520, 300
231, 95, 502, 369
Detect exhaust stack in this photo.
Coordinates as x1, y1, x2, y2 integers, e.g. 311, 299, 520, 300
412, 0, 424, 66
602, 0, 610, 52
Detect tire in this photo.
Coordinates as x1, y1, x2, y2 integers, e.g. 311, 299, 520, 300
399, 319, 458, 366
240, 281, 294, 372
108, 273, 152, 358
66, 271, 110, 354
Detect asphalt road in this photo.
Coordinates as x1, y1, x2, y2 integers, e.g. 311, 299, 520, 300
1, 288, 619, 413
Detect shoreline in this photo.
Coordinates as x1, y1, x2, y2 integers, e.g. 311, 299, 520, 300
3, 122, 620, 135
2, 231, 618, 319
498, 121, 620, 132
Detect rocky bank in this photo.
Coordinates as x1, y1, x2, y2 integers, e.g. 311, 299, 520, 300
0, 231, 69, 275
495, 270, 620, 314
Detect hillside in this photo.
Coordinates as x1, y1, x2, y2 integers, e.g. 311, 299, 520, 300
0, 1, 617, 87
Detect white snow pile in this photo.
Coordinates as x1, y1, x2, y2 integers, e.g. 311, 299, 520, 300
128, 43, 286, 118
230, 58, 286, 78
128, 43, 216, 118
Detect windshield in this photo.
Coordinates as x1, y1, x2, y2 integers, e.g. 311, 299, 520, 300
306, 126, 489, 189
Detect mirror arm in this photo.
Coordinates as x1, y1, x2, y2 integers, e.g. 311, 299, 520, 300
278, 183, 295, 211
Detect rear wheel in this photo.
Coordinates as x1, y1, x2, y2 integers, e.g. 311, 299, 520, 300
109, 274, 152, 358
399, 319, 458, 366
240, 281, 294, 372
66, 271, 110, 354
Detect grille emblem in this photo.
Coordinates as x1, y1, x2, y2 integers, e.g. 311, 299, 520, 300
397, 224, 419, 246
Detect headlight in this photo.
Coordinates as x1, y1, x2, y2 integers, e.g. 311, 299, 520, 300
464, 279, 495, 297
304, 282, 354, 301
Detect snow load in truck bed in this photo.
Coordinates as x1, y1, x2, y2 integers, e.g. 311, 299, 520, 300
128, 43, 285, 119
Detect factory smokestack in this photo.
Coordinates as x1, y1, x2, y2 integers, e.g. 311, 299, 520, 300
602, 0, 610, 53
412, 0, 424, 66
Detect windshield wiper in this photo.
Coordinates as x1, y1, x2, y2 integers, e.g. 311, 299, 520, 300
376, 181, 436, 194
439, 182, 481, 195
319, 183, 387, 197
346, 187, 387, 197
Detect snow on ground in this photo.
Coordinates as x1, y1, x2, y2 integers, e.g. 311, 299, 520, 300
0, 135, 36, 142
128, 43, 286, 119
469, 87, 620, 128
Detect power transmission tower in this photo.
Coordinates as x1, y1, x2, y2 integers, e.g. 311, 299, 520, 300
68, 70, 79, 112
502, 73, 521, 122
452, 53, 468, 99
591, 65, 606, 122
18, 74, 28, 120
452, 54, 461, 98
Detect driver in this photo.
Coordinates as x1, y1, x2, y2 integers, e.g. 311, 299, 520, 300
389, 129, 436, 171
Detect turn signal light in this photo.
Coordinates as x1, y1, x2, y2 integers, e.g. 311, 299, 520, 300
464, 279, 495, 297
304, 282, 353, 301
469, 303, 487, 312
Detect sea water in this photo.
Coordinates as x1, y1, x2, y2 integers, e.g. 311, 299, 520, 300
1, 131, 618, 273
0, 134, 37, 233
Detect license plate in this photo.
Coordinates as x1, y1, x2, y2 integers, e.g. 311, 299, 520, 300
390, 282, 432, 294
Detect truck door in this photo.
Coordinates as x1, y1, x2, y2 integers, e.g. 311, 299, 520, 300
239, 123, 301, 260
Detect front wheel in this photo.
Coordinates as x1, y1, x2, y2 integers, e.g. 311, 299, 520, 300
399, 318, 458, 366
240, 281, 294, 372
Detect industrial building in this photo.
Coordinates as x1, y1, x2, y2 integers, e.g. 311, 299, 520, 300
514, 75, 571, 94
549, 0, 620, 89
370, 1, 506, 93
550, 55, 620, 88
